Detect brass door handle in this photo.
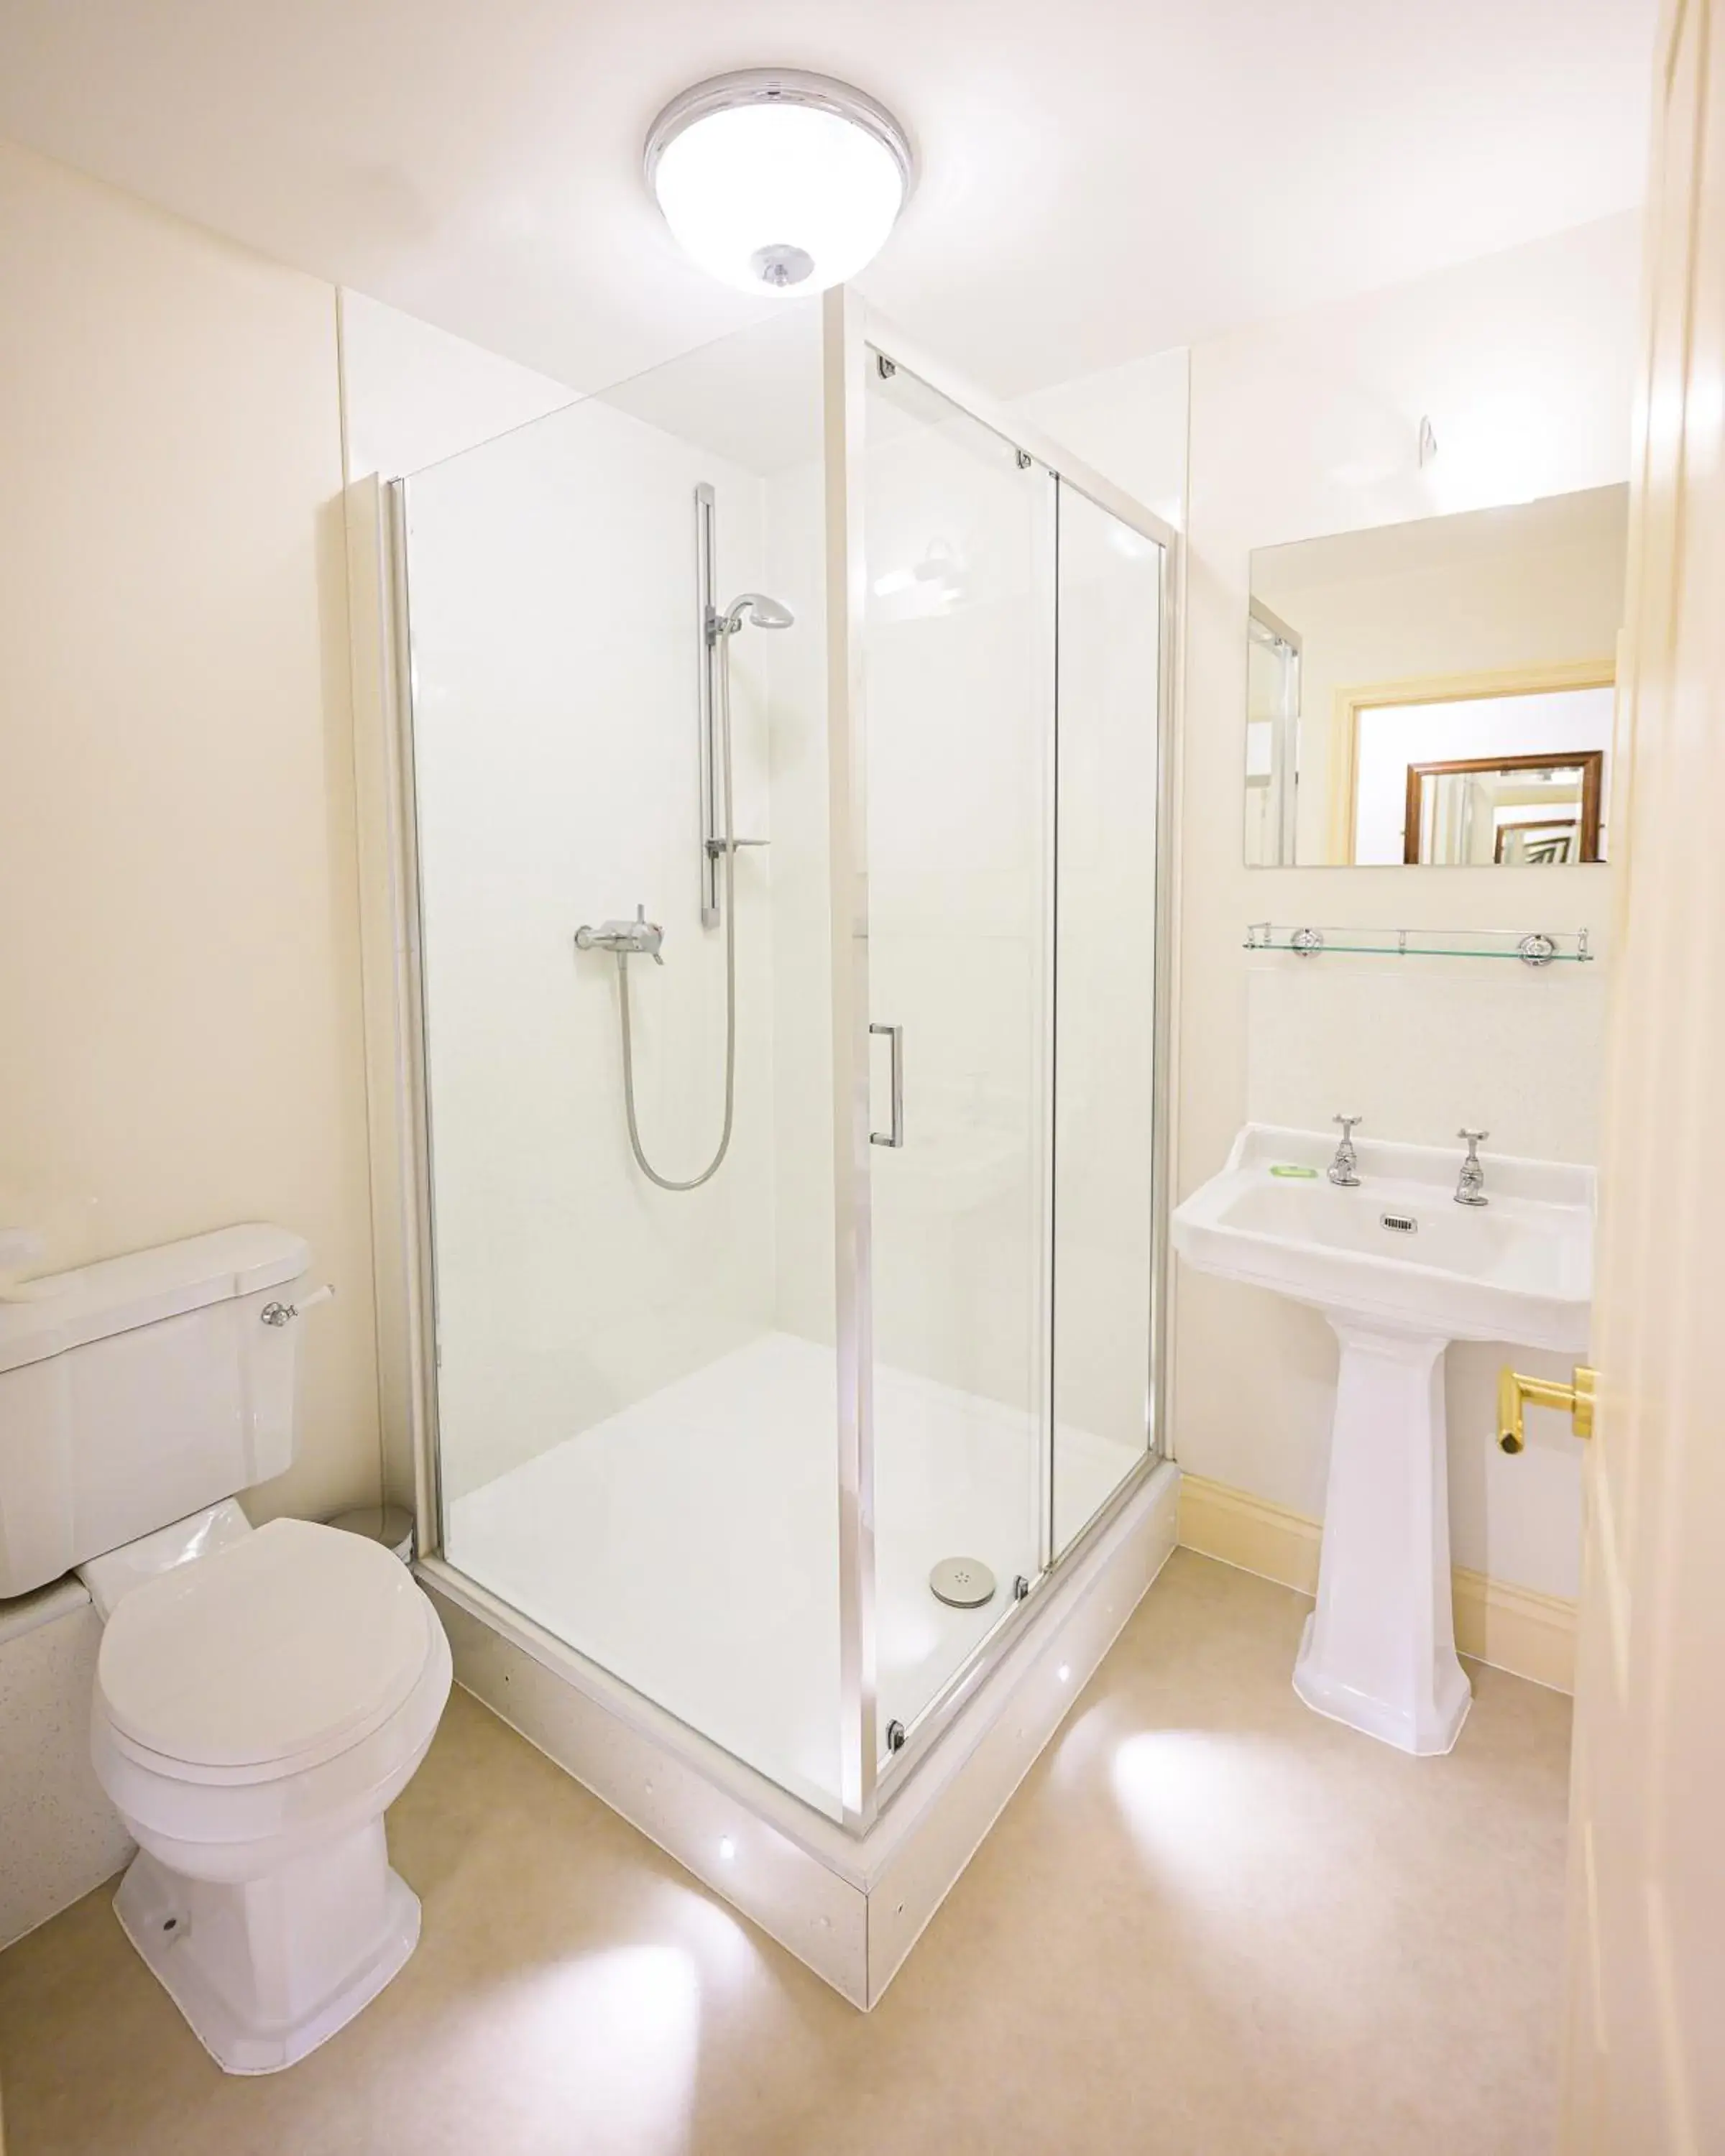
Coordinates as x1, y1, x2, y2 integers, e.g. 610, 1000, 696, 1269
1497, 1364, 1596, 1453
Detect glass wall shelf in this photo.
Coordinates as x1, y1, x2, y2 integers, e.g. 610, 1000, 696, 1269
1243, 923, 1593, 966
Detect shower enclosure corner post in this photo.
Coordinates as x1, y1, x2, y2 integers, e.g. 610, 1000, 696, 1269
386, 475, 448, 1565
342, 471, 445, 1565
823, 282, 880, 1831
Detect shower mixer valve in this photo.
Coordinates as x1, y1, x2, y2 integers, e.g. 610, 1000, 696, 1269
575, 904, 664, 964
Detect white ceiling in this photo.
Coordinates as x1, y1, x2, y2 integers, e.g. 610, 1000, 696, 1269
0, 0, 1655, 397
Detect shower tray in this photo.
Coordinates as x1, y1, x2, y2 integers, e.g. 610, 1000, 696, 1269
418, 1455, 1177, 2008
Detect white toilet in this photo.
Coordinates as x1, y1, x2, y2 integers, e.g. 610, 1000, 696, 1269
0, 1223, 452, 2074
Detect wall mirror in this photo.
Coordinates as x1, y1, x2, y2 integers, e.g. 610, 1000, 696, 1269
1243, 482, 1627, 866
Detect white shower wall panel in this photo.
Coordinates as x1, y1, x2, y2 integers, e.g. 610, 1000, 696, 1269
405, 400, 780, 1501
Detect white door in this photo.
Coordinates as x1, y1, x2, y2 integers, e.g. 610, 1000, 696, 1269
1560, 0, 1725, 2144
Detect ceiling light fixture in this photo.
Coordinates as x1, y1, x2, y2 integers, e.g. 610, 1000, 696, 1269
645, 70, 912, 298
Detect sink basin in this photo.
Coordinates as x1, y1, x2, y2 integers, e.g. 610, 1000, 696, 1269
1172, 1124, 1594, 1756
1173, 1125, 1591, 1350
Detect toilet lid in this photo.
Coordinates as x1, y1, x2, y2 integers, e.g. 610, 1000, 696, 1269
96, 1518, 433, 1772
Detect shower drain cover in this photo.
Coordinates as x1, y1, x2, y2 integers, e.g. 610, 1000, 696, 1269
929, 1557, 997, 1609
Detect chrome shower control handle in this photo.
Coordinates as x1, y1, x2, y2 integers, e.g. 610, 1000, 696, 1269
1328, 1113, 1363, 1188
576, 904, 665, 964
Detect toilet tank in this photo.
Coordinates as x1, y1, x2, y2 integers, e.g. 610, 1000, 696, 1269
0, 1225, 312, 1599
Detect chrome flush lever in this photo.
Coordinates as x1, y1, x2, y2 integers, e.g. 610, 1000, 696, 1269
261, 1284, 335, 1327
1328, 1114, 1362, 1187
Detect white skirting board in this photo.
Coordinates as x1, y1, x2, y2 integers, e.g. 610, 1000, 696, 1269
421, 1457, 1179, 2008
0, 1581, 134, 1948
1176, 1472, 1578, 1693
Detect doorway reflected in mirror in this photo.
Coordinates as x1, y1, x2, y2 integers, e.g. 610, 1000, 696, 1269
1243, 484, 1626, 866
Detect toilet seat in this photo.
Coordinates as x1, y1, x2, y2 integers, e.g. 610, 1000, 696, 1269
96, 1517, 435, 1784
92, 1627, 452, 1879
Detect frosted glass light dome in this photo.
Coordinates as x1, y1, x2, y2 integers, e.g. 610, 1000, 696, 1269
645, 71, 912, 297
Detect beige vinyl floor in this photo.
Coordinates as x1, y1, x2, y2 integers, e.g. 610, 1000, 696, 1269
0, 1552, 1573, 2156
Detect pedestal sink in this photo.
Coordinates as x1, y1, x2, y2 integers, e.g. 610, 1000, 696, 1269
1172, 1124, 1593, 1754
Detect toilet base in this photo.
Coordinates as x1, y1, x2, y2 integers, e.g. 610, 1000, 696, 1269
114, 1832, 422, 2074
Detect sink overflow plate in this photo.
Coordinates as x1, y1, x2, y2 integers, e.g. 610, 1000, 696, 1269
1380, 1210, 1419, 1235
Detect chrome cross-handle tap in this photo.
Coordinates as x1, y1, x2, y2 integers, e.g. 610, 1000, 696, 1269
1328, 1114, 1363, 1187
1455, 1128, 1489, 1207
575, 904, 665, 964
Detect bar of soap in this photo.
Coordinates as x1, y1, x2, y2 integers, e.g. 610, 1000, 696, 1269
1269, 1164, 1320, 1179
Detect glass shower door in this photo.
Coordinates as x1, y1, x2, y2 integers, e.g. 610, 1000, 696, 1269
862, 354, 1057, 1754
1049, 481, 1166, 1554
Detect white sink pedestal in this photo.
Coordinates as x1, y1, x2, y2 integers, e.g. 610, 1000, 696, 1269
1171, 1123, 1593, 1761
1294, 1316, 1471, 1755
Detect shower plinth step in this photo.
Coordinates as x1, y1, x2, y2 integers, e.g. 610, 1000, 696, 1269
419, 1457, 1177, 2009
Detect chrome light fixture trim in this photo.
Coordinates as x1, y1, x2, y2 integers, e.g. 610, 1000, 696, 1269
643, 68, 914, 194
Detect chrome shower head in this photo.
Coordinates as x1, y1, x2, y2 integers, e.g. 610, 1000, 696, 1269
719, 591, 795, 634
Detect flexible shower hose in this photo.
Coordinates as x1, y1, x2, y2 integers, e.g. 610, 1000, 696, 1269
614, 627, 739, 1190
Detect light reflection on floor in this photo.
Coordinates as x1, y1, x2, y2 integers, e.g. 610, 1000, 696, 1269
451, 1945, 703, 2154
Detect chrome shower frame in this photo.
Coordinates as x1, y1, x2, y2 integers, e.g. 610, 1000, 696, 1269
824, 291, 1184, 1829
368, 288, 1184, 1858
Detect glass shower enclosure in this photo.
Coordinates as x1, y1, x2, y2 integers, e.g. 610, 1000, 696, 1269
393, 293, 1174, 1833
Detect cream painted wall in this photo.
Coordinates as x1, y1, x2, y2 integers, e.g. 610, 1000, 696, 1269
1175, 213, 1639, 1601
339, 289, 574, 483
0, 136, 381, 1529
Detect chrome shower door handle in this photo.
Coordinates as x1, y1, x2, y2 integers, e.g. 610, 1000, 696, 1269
869, 1023, 904, 1148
